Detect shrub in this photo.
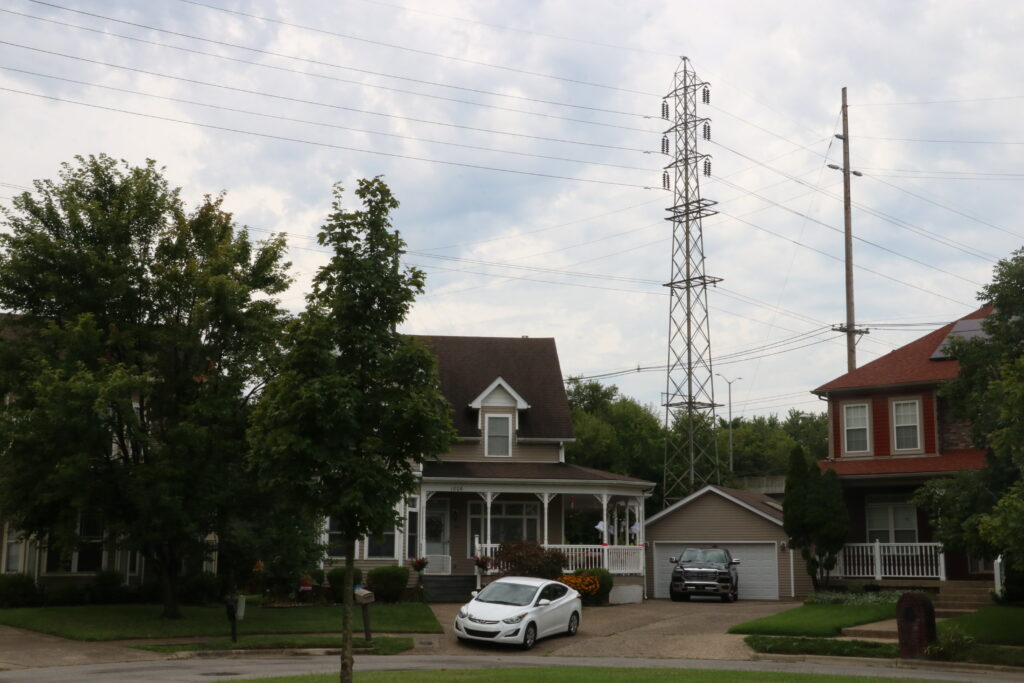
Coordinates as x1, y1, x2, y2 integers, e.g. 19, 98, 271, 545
0, 573, 41, 607
92, 570, 127, 604
307, 568, 325, 586
558, 574, 599, 598
179, 571, 222, 605
326, 567, 363, 602
139, 577, 162, 603
927, 626, 976, 661
574, 568, 613, 604
46, 581, 87, 606
494, 540, 567, 579
366, 566, 409, 603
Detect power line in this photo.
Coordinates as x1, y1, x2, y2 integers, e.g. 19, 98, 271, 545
168, 0, 660, 97
4, 7, 656, 132
0, 41, 652, 154
853, 95, 1024, 106
856, 134, 1024, 146
0, 86, 656, 189
0, 66, 657, 173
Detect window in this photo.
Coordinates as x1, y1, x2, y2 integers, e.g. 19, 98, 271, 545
485, 414, 512, 457
843, 403, 870, 454
406, 497, 419, 560
892, 400, 921, 451
3, 526, 22, 574
45, 514, 105, 573
366, 527, 396, 558
867, 499, 918, 543
326, 517, 346, 558
468, 501, 538, 552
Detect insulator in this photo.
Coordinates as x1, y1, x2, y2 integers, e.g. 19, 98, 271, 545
661, 100, 669, 119
703, 159, 711, 176
703, 122, 710, 140
661, 136, 670, 154
702, 87, 710, 104
662, 171, 670, 189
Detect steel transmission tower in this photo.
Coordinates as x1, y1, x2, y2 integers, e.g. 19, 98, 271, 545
661, 57, 721, 506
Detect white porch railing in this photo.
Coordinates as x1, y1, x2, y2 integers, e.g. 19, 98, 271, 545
835, 541, 946, 580
423, 554, 451, 575
476, 542, 644, 575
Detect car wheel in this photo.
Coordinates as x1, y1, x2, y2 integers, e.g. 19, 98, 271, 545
566, 611, 580, 636
731, 585, 739, 602
721, 587, 736, 603
670, 590, 689, 602
521, 622, 537, 650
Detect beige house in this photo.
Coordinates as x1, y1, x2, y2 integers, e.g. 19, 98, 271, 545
327, 336, 655, 602
645, 485, 812, 600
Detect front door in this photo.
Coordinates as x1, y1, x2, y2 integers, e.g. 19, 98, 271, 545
425, 498, 450, 562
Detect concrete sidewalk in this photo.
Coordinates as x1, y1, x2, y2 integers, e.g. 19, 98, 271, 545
0, 625, 167, 670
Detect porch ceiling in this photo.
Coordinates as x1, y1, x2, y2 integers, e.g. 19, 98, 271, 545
421, 461, 653, 495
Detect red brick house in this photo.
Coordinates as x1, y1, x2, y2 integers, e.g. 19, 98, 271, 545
812, 306, 991, 583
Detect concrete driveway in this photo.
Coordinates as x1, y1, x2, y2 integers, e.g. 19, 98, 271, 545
426, 598, 797, 660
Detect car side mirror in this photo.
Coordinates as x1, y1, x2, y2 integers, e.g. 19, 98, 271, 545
537, 598, 551, 606
471, 590, 479, 597
731, 558, 741, 565
669, 556, 678, 564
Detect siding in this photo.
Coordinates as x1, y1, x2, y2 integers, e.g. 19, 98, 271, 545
832, 391, 941, 461
645, 492, 810, 598
445, 406, 561, 464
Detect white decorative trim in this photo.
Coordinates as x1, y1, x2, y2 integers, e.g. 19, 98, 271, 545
645, 485, 783, 528
484, 414, 513, 457
469, 377, 530, 410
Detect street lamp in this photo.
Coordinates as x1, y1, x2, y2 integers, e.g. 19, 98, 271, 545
716, 374, 742, 473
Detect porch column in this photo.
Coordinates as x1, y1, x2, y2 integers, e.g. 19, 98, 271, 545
535, 492, 554, 546
479, 492, 497, 548
637, 495, 645, 545
420, 490, 435, 559
595, 494, 610, 545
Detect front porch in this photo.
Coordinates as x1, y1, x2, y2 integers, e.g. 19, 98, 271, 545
835, 541, 946, 581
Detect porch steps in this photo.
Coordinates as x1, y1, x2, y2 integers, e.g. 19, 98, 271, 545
422, 575, 477, 603
933, 580, 991, 617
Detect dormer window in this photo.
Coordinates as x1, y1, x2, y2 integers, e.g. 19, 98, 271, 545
486, 414, 512, 457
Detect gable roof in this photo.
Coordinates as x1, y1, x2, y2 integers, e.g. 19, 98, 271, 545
645, 485, 783, 527
813, 305, 992, 394
468, 377, 530, 410
414, 335, 574, 440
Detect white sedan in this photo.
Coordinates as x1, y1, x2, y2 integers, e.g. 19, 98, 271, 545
454, 576, 582, 649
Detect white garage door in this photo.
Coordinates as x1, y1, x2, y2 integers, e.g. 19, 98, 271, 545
652, 542, 779, 600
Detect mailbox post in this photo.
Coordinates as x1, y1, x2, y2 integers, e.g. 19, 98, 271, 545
896, 592, 936, 659
354, 588, 375, 643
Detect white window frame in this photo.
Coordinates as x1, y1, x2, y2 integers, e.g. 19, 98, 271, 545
485, 414, 513, 457
2, 524, 25, 574
466, 501, 539, 554
842, 402, 872, 455
890, 398, 923, 453
44, 514, 106, 575
866, 496, 918, 544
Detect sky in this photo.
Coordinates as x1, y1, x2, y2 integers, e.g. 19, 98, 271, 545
0, 0, 1021, 421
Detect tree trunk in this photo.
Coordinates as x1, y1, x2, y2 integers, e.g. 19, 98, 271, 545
158, 545, 182, 620
340, 540, 354, 683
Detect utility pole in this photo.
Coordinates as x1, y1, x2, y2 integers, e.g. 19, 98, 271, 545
830, 87, 867, 372
716, 374, 740, 473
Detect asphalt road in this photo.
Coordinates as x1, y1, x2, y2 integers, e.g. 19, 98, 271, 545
0, 653, 1016, 682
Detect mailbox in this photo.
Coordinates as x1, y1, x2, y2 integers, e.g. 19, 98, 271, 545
354, 588, 375, 605
896, 592, 936, 659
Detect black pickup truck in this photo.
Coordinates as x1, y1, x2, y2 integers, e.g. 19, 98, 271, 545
668, 547, 740, 602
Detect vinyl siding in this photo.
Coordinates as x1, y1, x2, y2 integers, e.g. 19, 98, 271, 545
445, 406, 561, 463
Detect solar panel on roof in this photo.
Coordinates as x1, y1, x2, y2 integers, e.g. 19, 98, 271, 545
930, 318, 987, 360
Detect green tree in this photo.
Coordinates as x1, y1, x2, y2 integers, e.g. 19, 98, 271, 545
914, 248, 1024, 568
247, 178, 453, 683
0, 155, 291, 618
782, 409, 829, 461
718, 414, 798, 479
784, 446, 849, 589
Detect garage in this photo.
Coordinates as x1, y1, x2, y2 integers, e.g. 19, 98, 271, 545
651, 541, 778, 600
645, 485, 814, 600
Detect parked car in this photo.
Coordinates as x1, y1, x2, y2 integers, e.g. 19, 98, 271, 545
668, 547, 740, 602
454, 576, 581, 649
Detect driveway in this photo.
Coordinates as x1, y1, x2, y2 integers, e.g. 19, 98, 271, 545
425, 598, 797, 660
0, 625, 165, 670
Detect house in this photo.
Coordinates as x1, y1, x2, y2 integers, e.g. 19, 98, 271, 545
328, 335, 655, 602
812, 306, 991, 584
644, 484, 813, 600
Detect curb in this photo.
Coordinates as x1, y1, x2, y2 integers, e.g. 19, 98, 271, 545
752, 652, 1024, 675
171, 648, 342, 659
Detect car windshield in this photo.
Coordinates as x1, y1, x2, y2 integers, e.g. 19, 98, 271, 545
475, 581, 539, 606
681, 548, 728, 563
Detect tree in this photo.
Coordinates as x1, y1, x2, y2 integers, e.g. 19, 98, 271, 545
784, 446, 848, 589
781, 409, 829, 461
914, 248, 1024, 568
0, 155, 291, 618
247, 178, 453, 683
717, 414, 798, 479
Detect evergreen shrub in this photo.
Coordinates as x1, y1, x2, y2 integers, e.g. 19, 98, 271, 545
366, 566, 409, 602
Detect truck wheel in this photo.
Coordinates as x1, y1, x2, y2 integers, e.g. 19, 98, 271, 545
670, 590, 689, 602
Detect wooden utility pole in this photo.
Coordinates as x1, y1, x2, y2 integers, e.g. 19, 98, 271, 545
840, 86, 856, 373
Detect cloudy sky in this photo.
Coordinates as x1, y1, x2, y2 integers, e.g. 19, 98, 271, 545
1, 0, 1021, 420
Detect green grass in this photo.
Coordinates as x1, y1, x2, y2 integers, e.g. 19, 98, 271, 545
131, 635, 412, 655
728, 604, 895, 637
961, 643, 1024, 667
0, 602, 441, 640
939, 605, 1024, 645
236, 668, 933, 683
744, 635, 898, 659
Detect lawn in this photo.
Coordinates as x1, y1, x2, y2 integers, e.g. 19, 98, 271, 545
132, 635, 412, 655
237, 668, 933, 683
728, 604, 896, 637
939, 605, 1024, 645
744, 635, 898, 659
0, 602, 441, 640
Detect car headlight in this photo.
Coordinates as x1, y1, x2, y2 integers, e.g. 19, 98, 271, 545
458, 607, 468, 619
502, 612, 528, 624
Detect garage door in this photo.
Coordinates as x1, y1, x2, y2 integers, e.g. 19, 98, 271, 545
652, 542, 779, 600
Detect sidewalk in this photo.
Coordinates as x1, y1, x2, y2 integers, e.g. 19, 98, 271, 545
0, 625, 166, 670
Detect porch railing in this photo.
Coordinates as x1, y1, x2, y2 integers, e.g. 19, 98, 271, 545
835, 541, 945, 580
476, 542, 644, 575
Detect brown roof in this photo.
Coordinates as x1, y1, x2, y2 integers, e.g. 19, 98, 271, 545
821, 449, 985, 477
423, 461, 653, 486
414, 335, 574, 440
710, 486, 783, 523
813, 306, 992, 394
